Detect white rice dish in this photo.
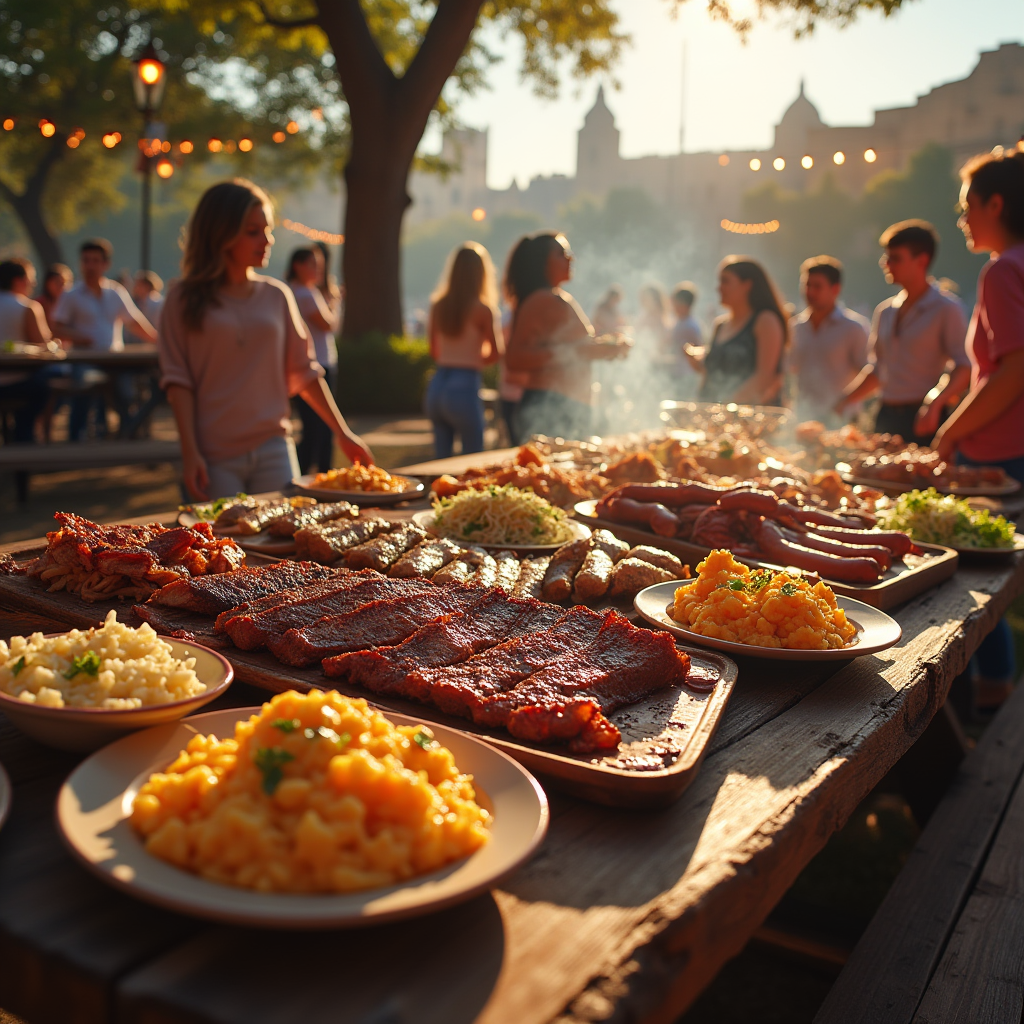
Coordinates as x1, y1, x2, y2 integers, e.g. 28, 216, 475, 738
0, 611, 206, 709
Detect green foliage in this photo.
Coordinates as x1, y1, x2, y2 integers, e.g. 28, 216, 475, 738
741, 144, 986, 309
334, 333, 434, 414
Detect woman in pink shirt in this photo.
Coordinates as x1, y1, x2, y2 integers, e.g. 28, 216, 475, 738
160, 179, 372, 500
933, 144, 1024, 716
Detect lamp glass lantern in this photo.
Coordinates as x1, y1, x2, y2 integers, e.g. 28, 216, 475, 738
132, 44, 167, 114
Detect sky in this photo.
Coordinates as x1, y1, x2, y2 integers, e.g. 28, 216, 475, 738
428, 0, 1024, 191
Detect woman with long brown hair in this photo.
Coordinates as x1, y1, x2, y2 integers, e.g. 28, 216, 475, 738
159, 179, 372, 500
425, 241, 502, 457
692, 256, 788, 405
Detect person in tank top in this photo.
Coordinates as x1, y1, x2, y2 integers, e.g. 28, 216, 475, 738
424, 242, 503, 459
693, 257, 788, 406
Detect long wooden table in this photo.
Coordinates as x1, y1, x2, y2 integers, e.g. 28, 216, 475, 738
1, 509, 1023, 1023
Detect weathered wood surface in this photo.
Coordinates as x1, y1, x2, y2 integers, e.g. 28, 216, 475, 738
1, 542, 1022, 1023
814, 676, 1024, 1024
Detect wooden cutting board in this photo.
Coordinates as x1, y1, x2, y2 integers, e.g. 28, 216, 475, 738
574, 500, 959, 611
0, 555, 738, 809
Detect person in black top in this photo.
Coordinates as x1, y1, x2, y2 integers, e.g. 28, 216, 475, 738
691, 256, 788, 404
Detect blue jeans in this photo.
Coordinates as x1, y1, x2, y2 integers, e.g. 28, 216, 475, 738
958, 452, 1024, 683
425, 367, 484, 459
205, 435, 300, 501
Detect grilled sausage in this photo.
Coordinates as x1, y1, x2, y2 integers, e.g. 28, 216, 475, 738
756, 520, 882, 582
598, 497, 680, 537
625, 545, 688, 577
608, 558, 679, 599
778, 525, 891, 571
572, 548, 616, 603
614, 482, 727, 506
492, 550, 522, 593
811, 524, 917, 557
512, 556, 551, 600
541, 538, 591, 602
590, 529, 631, 561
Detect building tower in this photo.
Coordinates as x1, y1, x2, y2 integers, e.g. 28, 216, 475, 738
576, 85, 621, 194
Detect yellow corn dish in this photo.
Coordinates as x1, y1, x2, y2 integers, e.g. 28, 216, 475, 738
670, 549, 856, 650
131, 690, 492, 893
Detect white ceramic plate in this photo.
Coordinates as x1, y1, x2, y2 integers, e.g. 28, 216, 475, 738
0, 761, 10, 835
634, 581, 902, 661
411, 509, 591, 555
950, 534, 1024, 561
57, 707, 548, 929
292, 474, 425, 506
841, 474, 1021, 498
0, 638, 233, 753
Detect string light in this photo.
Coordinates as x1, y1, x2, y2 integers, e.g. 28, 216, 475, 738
178, 140, 194, 154
864, 148, 878, 163
773, 157, 786, 171
156, 158, 174, 179
285, 120, 300, 134
39, 119, 55, 137
67, 136, 80, 148
833, 151, 846, 165
208, 137, 222, 152
718, 154, 730, 166
238, 137, 253, 152
749, 158, 761, 171
281, 218, 344, 245
3, 118, 14, 131
272, 131, 286, 143
801, 155, 813, 169
471, 207, 486, 222
721, 218, 780, 235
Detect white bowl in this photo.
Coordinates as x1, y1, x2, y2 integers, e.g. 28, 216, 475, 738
0, 637, 234, 753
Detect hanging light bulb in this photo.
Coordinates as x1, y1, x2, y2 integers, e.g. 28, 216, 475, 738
156, 157, 174, 179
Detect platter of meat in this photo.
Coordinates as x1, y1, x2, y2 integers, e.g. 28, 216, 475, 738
124, 563, 738, 807
840, 456, 1020, 498
575, 485, 959, 611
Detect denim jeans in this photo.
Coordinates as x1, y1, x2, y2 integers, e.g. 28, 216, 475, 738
205, 435, 300, 501
425, 367, 484, 459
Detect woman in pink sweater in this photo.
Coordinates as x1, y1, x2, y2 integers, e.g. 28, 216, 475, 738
160, 180, 372, 500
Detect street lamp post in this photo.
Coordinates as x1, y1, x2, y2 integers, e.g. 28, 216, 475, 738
131, 44, 167, 272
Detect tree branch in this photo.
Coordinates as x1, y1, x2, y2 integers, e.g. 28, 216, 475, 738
315, 0, 394, 109
400, 0, 483, 127
257, 1, 321, 29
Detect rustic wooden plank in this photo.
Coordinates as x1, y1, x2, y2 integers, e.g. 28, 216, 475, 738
396, 447, 519, 479
0, 776, 201, 1024
912, 735, 1024, 1022
117, 896, 506, 1024
97, 560, 1024, 1024
814, 681, 1024, 1024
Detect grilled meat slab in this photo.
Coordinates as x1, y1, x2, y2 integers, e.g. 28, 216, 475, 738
229, 574, 433, 653
234, 499, 295, 535
269, 583, 488, 666
344, 523, 428, 572
388, 538, 462, 579
324, 593, 563, 698
267, 501, 359, 537
295, 518, 392, 563
148, 561, 338, 615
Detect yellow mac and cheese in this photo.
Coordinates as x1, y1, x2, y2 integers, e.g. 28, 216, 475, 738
131, 690, 492, 893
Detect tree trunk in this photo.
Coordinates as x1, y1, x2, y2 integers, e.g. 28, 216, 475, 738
9, 192, 64, 268
0, 138, 67, 269
340, 120, 413, 338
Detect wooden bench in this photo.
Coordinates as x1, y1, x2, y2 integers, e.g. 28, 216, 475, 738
814, 681, 1024, 1024
0, 440, 181, 502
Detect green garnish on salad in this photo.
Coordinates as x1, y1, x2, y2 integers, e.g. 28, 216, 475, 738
877, 488, 1017, 549
178, 492, 248, 521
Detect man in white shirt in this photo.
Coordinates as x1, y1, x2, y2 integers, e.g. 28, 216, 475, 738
836, 221, 969, 443
55, 239, 156, 350
55, 239, 157, 439
787, 256, 869, 428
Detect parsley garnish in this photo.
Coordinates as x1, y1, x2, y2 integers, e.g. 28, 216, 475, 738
11, 655, 25, 676
413, 728, 436, 749
63, 650, 101, 680
254, 747, 295, 795
781, 582, 798, 597
273, 717, 301, 733
302, 725, 350, 746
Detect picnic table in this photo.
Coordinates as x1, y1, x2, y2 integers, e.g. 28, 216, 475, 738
1, 498, 1023, 1024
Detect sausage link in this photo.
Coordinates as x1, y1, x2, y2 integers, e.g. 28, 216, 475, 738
777, 502, 867, 529
598, 497, 680, 537
616, 482, 727, 505
811, 524, 918, 557
778, 525, 892, 571
756, 520, 882, 582
718, 489, 780, 515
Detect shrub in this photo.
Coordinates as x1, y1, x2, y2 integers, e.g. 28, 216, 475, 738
334, 333, 435, 414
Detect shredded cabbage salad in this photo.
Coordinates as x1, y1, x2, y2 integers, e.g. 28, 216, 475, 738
877, 488, 1017, 549
431, 484, 573, 545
